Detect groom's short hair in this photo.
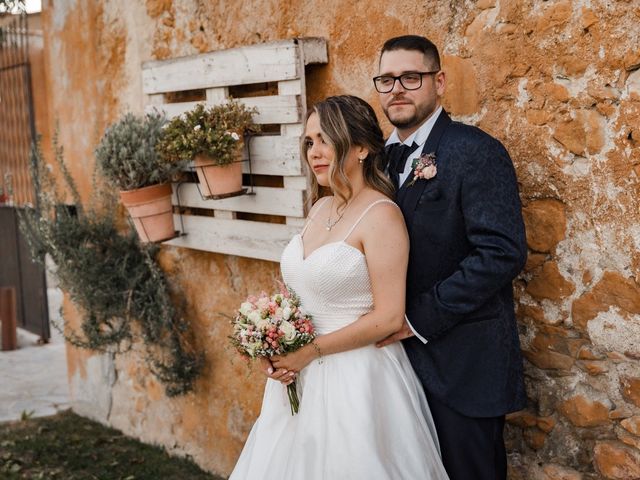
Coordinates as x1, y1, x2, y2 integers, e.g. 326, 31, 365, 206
380, 35, 441, 71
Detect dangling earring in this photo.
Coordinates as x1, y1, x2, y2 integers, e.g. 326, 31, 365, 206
358, 155, 366, 164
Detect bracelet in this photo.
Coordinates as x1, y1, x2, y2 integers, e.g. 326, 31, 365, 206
310, 341, 323, 364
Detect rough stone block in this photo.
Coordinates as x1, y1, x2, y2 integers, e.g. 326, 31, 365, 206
559, 394, 611, 427
522, 199, 567, 253
527, 262, 575, 301
620, 377, 640, 408
594, 441, 640, 479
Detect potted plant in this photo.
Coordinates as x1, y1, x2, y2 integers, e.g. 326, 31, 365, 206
95, 112, 184, 243
158, 100, 259, 199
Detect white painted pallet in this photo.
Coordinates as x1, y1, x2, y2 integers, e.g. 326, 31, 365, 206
141, 38, 327, 262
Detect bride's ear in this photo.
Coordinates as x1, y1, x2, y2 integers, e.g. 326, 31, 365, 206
355, 146, 369, 162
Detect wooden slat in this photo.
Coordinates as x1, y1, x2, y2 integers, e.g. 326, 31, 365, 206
171, 135, 302, 176
299, 37, 329, 65
206, 87, 229, 102
278, 79, 302, 96
241, 135, 302, 175
142, 41, 300, 94
146, 95, 301, 125
281, 123, 304, 138
283, 176, 308, 190
172, 184, 305, 217
164, 215, 301, 262
214, 210, 235, 219
286, 217, 306, 227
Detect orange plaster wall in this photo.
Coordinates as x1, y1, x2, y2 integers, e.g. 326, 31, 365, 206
41, 0, 640, 477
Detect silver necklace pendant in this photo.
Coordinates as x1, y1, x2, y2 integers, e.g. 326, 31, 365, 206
325, 212, 343, 231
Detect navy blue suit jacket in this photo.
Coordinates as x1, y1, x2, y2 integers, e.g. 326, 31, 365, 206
394, 109, 527, 418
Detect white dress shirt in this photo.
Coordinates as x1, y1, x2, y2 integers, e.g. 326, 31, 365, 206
385, 106, 443, 343
385, 106, 443, 186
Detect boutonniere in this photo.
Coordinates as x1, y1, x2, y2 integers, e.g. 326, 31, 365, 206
408, 153, 437, 186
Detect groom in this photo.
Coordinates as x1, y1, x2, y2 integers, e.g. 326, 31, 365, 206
375, 36, 527, 480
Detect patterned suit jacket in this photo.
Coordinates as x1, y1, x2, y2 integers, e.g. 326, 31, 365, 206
395, 109, 528, 418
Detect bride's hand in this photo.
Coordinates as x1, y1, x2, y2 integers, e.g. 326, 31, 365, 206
271, 345, 315, 379
259, 357, 298, 384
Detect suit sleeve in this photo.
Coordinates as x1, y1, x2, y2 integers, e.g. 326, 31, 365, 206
406, 135, 527, 341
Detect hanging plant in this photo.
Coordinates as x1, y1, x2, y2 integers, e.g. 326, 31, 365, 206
19, 135, 203, 397
157, 100, 260, 198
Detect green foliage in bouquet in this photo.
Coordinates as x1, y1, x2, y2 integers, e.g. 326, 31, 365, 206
19, 136, 203, 397
95, 112, 184, 191
158, 101, 260, 166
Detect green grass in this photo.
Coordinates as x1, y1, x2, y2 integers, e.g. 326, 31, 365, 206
0, 410, 223, 480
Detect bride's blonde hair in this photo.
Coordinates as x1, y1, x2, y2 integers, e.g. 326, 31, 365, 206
302, 95, 394, 209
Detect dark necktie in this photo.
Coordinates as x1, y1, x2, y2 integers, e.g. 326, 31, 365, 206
387, 142, 418, 189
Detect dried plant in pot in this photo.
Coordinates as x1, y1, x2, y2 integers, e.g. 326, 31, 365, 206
95, 112, 185, 242
158, 101, 260, 199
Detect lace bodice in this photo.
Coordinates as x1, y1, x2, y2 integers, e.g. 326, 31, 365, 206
280, 198, 396, 335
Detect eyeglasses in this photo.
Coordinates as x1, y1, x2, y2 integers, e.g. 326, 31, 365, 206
372, 71, 440, 93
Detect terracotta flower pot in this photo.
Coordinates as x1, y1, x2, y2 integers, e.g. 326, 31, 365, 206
119, 183, 175, 243
194, 154, 244, 199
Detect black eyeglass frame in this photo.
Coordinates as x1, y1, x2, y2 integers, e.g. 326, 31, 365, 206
372, 70, 440, 93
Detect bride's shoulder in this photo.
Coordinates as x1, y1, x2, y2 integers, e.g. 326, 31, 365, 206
308, 195, 332, 217
366, 194, 401, 214
359, 194, 403, 227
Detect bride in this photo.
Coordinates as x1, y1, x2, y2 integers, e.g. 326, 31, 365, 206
229, 95, 448, 479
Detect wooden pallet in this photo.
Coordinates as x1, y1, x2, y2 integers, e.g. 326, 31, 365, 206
141, 38, 327, 262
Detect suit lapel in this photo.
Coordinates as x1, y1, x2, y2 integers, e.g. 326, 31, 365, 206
398, 110, 452, 219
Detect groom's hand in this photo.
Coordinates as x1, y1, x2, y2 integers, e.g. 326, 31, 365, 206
376, 319, 415, 348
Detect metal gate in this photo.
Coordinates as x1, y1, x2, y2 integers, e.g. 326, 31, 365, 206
0, 13, 49, 341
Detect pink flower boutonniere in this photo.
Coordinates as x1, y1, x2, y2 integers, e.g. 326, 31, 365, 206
408, 153, 437, 186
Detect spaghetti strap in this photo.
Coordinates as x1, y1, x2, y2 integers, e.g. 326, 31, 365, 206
300, 196, 332, 237
343, 199, 397, 242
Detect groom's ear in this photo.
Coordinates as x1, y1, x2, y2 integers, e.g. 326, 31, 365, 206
435, 70, 446, 97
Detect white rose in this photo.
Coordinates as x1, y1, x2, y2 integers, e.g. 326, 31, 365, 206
256, 318, 271, 331
256, 297, 269, 310
247, 310, 262, 325
239, 302, 254, 317
281, 306, 292, 321
279, 321, 297, 343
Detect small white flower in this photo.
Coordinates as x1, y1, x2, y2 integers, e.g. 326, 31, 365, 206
279, 321, 297, 343
194, 125, 202, 131
246, 341, 261, 357
282, 306, 292, 321
231, 132, 240, 141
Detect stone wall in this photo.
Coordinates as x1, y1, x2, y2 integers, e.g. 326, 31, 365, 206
41, 0, 640, 478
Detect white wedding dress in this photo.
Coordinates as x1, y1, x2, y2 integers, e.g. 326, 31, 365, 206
230, 199, 449, 480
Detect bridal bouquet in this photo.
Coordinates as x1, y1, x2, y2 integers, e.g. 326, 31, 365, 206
230, 285, 316, 414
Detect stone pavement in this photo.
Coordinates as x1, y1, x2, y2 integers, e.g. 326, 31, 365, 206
0, 288, 70, 422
